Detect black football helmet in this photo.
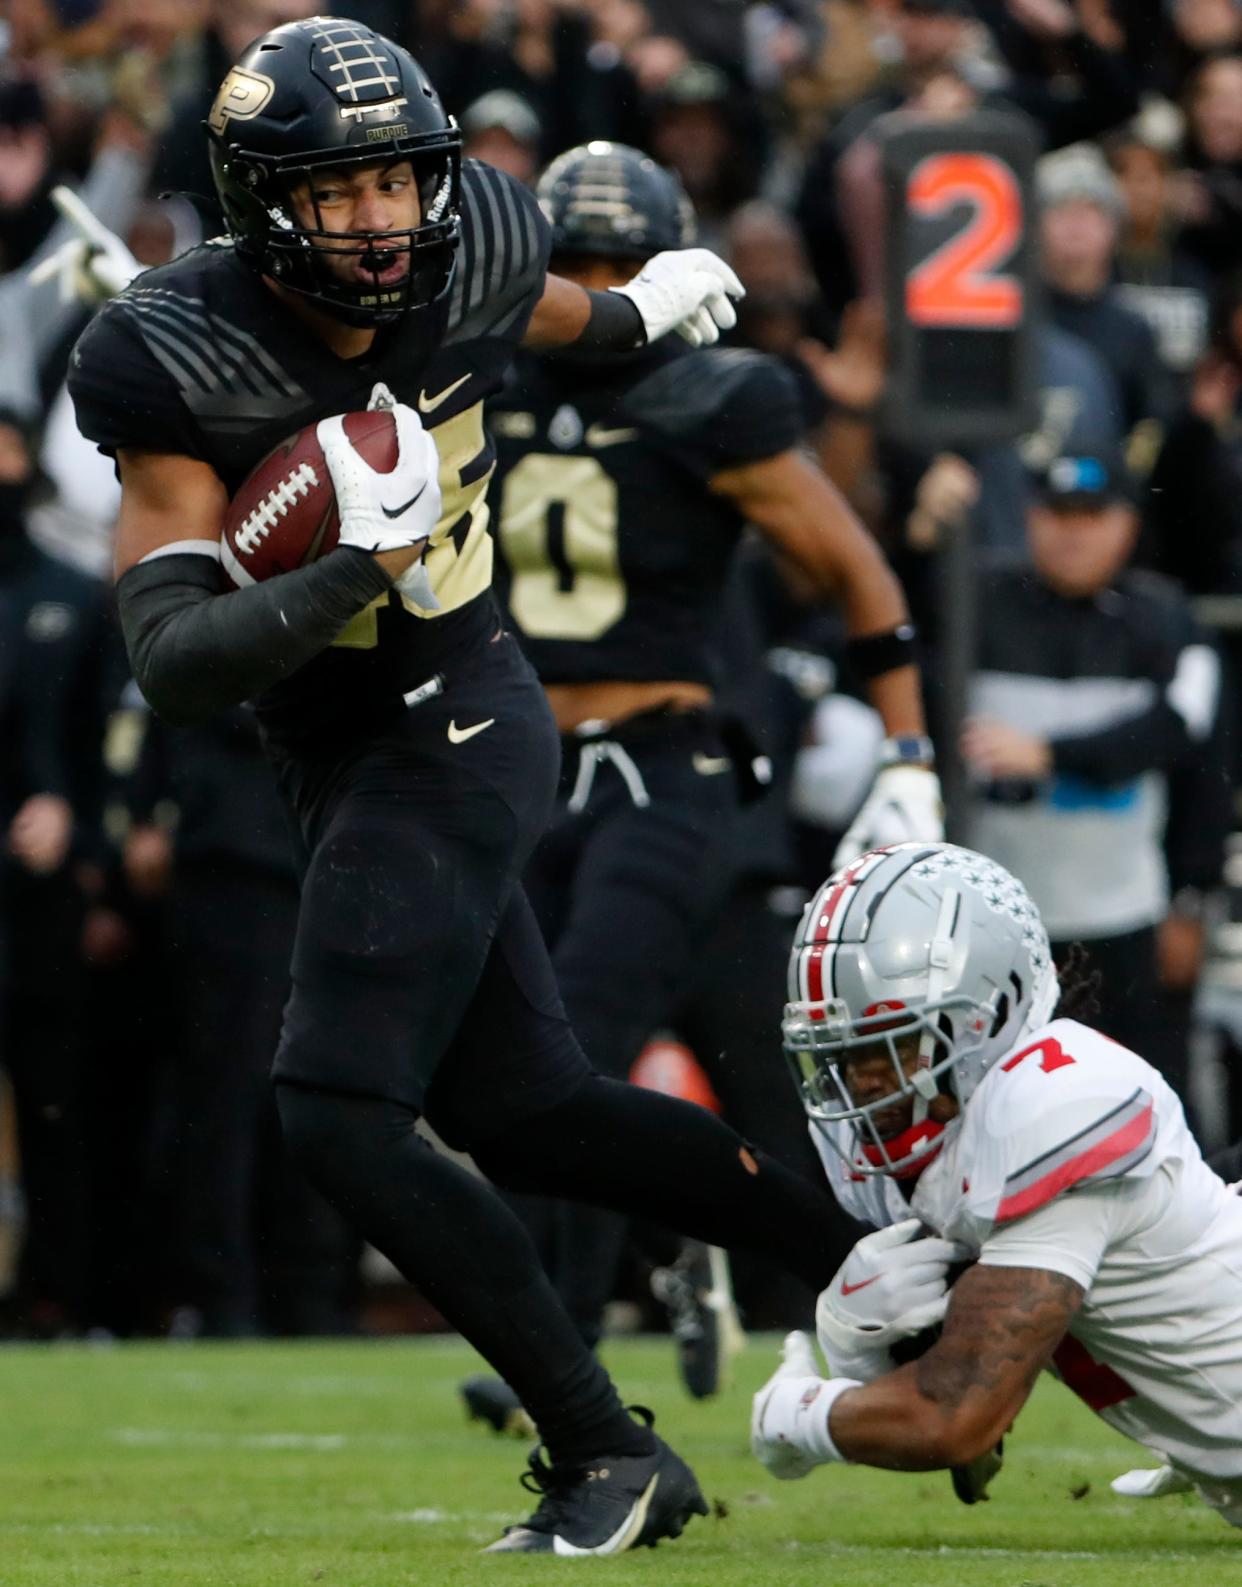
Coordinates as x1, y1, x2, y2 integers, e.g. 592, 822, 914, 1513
536, 141, 695, 263
206, 17, 462, 327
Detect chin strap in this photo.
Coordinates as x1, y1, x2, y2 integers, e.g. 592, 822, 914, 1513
861, 1118, 946, 1180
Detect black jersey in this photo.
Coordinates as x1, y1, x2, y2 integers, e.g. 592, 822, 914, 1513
488, 342, 802, 688
68, 160, 550, 748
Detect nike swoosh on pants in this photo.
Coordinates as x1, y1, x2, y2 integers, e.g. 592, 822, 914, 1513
447, 718, 495, 744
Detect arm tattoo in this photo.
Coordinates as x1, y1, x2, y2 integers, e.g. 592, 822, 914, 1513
915, 1264, 1085, 1407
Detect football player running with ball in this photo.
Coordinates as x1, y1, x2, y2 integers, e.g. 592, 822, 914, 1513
66, 16, 874, 1557
751, 842, 1242, 1530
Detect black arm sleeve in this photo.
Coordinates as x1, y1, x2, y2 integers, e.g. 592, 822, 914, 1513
117, 548, 393, 725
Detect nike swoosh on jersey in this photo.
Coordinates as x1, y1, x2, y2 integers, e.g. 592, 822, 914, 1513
447, 717, 495, 744
381, 481, 428, 519
839, 1274, 882, 1297
418, 374, 471, 414
585, 423, 639, 448
692, 753, 731, 776
550, 1473, 659, 1556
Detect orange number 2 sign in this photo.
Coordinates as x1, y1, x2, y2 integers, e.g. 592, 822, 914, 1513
905, 153, 1023, 330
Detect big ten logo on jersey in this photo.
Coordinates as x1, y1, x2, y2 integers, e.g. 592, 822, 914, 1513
881, 113, 1039, 451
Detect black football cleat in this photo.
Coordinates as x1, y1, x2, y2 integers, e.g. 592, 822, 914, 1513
483, 1410, 708, 1555
460, 1374, 536, 1440
650, 1240, 745, 1400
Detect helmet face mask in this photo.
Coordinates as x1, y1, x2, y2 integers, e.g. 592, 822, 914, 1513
206, 19, 462, 328
783, 844, 1058, 1179
785, 991, 997, 1178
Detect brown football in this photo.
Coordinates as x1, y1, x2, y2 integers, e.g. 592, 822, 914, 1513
219, 410, 398, 587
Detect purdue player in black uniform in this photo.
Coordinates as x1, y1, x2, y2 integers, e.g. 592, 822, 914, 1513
67, 18, 861, 1557
474, 144, 941, 1407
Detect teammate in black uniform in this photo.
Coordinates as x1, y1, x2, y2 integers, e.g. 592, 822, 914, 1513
68, 18, 865, 1556
477, 144, 940, 1400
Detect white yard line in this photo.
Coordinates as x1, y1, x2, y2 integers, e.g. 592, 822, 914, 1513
109, 1428, 350, 1450
388, 1509, 516, 1525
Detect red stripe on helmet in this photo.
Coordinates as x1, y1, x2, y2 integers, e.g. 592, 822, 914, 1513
806, 943, 829, 1004
810, 851, 881, 946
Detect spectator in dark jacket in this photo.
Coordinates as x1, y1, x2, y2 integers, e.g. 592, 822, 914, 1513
961, 449, 1225, 1105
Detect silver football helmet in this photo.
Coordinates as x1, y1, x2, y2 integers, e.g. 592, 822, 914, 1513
783, 843, 1058, 1178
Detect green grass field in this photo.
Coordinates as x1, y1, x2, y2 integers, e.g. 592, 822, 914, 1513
1, 1333, 1239, 1587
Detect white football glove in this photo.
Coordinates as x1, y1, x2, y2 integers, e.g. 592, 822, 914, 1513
611, 247, 745, 347
832, 762, 944, 870
29, 185, 141, 305
816, 1218, 970, 1381
1111, 1464, 1193, 1500
750, 1331, 834, 1481
317, 403, 441, 558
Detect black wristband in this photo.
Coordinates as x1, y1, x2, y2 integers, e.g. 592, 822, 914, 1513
574, 288, 647, 352
846, 623, 919, 681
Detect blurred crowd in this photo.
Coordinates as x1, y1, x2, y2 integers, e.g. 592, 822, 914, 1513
4, 0, 1242, 1340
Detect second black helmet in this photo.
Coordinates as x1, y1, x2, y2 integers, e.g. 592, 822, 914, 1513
536, 141, 695, 263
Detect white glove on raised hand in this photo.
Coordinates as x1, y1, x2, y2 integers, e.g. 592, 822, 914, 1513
317, 403, 441, 558
816, 1218, 970, 1381
833, 762, 943, 870
611, 248, 745, 347
29, 185, 141, 305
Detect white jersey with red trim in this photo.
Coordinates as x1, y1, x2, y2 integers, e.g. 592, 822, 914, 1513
810, 1018, 1242, 1485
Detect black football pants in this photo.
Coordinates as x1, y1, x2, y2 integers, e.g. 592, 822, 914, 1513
268, 636, 844, 1461
516, 713, 751, 1345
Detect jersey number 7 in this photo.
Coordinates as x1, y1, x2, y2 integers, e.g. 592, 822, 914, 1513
1001, 1036, 1075, 1075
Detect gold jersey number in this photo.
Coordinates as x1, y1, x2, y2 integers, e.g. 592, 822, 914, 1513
497, 454, 625, 641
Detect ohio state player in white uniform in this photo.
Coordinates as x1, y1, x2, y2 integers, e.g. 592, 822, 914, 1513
752, 843, 1242, 1525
